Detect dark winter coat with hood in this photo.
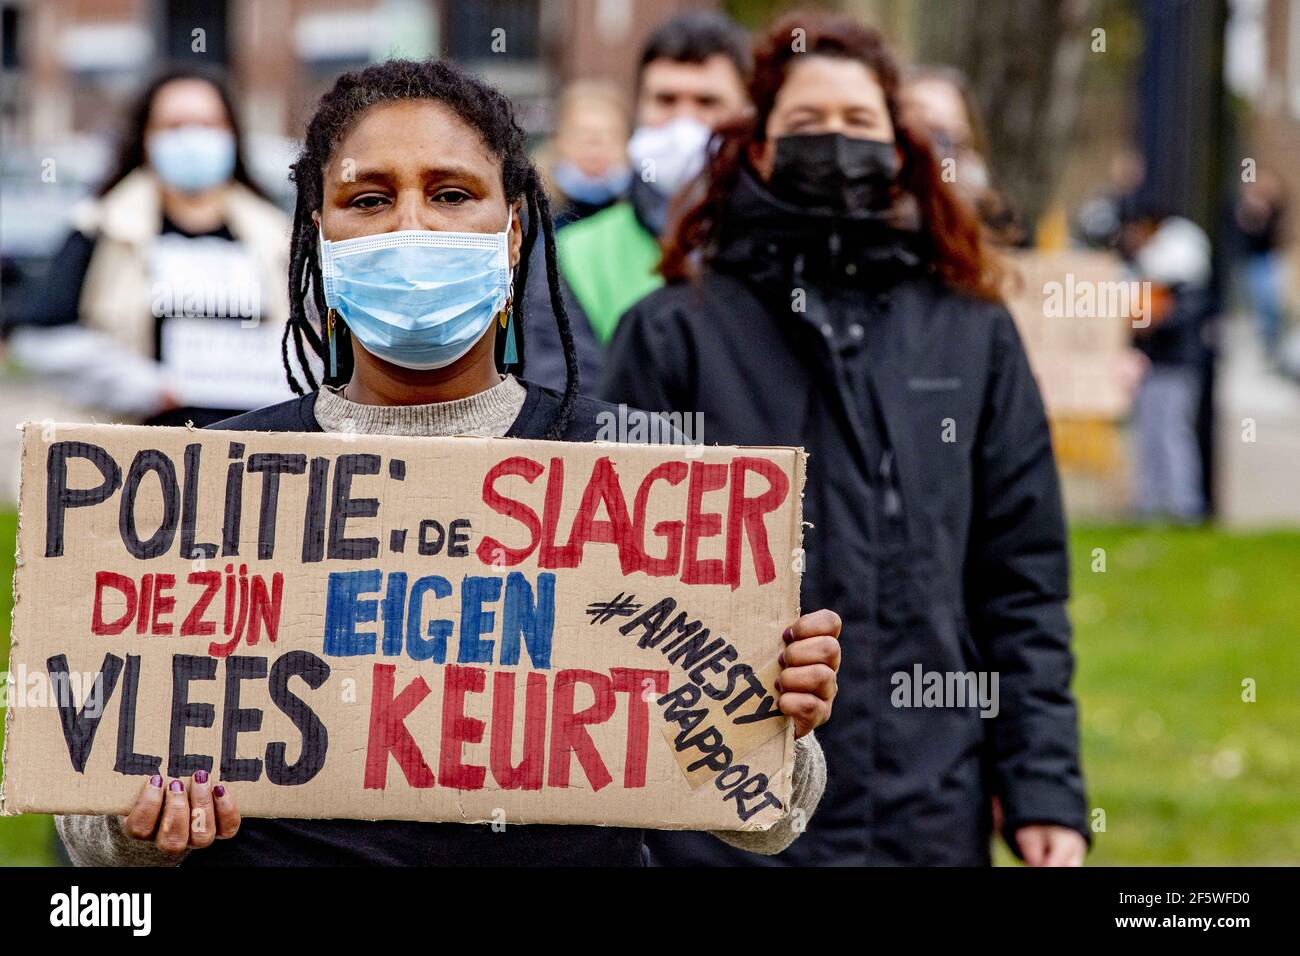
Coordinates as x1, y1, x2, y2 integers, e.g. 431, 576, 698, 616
602, 169, 1089, 866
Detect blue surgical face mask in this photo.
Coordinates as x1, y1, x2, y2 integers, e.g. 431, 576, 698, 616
319, 213, 512, 371
148, 126, 237, 193
553, 160, 630, 206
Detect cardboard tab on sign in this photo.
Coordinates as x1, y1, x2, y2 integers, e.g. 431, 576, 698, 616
658, 658, 787, 790
1004, 249, 1135, 419
1, 423, 804, 832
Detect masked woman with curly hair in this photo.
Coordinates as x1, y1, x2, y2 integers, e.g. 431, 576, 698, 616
603, 12, 1089, 867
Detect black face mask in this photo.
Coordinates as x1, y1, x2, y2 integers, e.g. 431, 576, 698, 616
768, 132, 900, 214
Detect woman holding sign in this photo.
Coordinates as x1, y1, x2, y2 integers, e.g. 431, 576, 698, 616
603, 12, 1090, 866
7, 67, 292, 427
53, 58, 841, 866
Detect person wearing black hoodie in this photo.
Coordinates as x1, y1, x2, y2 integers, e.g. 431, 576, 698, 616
602, 12, 1089, 867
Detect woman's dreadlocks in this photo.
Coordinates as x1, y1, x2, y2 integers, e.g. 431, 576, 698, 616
282, 58, 580, 438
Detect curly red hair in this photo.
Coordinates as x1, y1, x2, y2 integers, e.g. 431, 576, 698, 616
659, 10, 1005, 301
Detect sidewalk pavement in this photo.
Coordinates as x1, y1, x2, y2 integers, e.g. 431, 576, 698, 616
1215, 315, 1300, 527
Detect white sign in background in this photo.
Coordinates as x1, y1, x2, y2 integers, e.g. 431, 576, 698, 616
150, 236, 293, 410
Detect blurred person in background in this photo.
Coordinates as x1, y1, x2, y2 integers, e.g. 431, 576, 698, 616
1232, 168, 1289, 362
4, 67, 292, 427
1076, 149, 1146, 250
902, 66, 1026, 245
603, 10, 1089, 867
537, 81, 631, 229
523, 10, 751, 392
1121, 209, 1213, 522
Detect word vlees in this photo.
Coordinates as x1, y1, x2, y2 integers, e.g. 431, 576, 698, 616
50, 650, 673, 796
46, 442, 791, 588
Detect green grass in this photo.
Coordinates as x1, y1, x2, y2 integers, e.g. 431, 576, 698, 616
1055, 525, 1300, 865
0, 510, 60, 865
1, 513, 1296, 866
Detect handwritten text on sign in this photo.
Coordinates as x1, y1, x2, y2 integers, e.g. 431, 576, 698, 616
2, 424, 804, 831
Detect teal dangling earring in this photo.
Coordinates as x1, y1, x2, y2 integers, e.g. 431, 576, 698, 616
326, 308, 339, 379
499, 286, 518, 366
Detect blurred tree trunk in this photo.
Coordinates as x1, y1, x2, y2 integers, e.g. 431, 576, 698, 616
915, 0, 1094, 231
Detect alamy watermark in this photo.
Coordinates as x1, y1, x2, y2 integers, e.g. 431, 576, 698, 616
891, 664, 1000, 718
151, 279, 261, 325
1043, 273, 1151, 329
595, 404, 705, 456
1, 665, 106, 717
50, 886, 151, 936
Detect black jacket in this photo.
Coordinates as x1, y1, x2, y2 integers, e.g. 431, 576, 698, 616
190, 381, 648, 865
520, 180, 666, 394
1131, 282, 1211, 368
519, 237, 603, 393
601, 171, 1088, 866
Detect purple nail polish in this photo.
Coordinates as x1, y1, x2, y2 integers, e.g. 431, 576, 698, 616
213, 785, 226, 798
194, 769, 208, 784
783, 627, 794, 643
169, 779, 184, 793
778, 652, 786, 667
149, 774, 163, 788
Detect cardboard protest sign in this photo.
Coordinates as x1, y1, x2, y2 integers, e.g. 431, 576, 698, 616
1004, 249, 1135, 419
2, 423, 804, 833
159, 318, 295, 411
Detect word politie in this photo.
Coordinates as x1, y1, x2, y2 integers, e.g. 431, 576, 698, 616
45, 442, 791, 588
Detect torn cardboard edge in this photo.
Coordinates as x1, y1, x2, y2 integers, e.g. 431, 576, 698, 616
0, 425, 27, 816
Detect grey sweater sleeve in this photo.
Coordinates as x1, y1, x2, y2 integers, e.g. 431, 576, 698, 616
706, 731, 827, 856
54, 814, 189, 867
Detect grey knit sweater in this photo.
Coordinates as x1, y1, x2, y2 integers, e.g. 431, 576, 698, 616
55, 376, 826, 865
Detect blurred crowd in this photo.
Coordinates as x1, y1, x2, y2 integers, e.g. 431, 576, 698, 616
4, 9, 1288, 525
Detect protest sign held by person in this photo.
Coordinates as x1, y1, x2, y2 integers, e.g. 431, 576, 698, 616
7, 424, 807, 832
20, 57, 843, 867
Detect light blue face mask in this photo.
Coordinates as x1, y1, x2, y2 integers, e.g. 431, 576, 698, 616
148, 126, 236, 193
319, 213, 513, 371
553, 161, 630, 207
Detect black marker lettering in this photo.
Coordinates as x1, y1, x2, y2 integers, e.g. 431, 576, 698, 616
45, 442, 121, 558
247, 453, 307, 560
